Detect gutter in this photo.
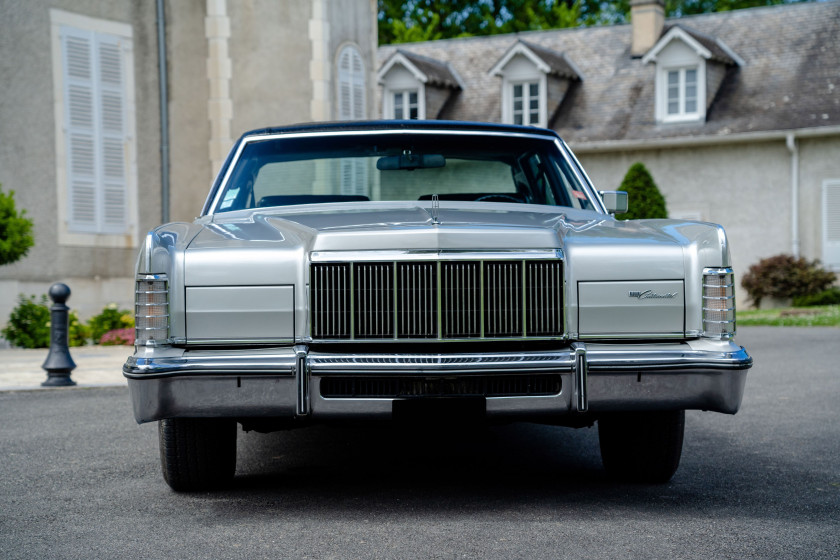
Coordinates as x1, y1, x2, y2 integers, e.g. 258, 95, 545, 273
156, 0, 170, 224
567, 124, 840, 153
786, 133, 800, 258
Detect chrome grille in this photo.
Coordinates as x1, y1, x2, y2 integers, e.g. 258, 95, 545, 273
310, 263, 351, 339
526, 260, 564, 336
484, 261, 522, 337
310, 259, 564, 340
354, 262, 393, 339
442, 262, 481, 338
397, 262, 437, 338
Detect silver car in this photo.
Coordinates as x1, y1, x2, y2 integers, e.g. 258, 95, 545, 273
124, 121, 752, 490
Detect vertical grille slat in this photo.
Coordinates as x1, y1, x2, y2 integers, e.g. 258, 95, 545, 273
484, 261, 522, 337
311, 263, 351, 339
354, 262, 394, 338
397, 262, 437, 338
311, 259, 563, 340
442, 261, 481, 338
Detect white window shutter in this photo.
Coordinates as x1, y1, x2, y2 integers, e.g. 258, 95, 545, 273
63, 29, 98, 231
337, 46, 365, 121
823, 180, 840, 269
97, 36, 127, 232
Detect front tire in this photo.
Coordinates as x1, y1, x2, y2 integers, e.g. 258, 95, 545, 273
598, 410, 685, 483
158, 418, 237, 491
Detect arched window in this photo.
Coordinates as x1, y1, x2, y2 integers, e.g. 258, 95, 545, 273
337, 46, 366, 120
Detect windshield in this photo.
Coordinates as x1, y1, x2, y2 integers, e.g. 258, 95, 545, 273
211, 132, 595, 214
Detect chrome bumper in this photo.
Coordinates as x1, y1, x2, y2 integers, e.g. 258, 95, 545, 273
124, 340, 752, 423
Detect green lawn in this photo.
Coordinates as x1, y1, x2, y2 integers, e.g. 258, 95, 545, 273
737, 305, 840, 327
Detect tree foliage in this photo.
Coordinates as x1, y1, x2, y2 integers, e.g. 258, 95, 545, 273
378, 0, 809, 44
617, 162, 667, 220
0, 185, 34, 266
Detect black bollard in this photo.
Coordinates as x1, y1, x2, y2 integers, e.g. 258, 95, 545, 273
41, 283, 77, 387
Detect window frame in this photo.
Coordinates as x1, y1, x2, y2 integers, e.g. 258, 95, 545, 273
50, 9, 138, 248
656, 61, 707, 124
391, 89, 420, 120
501, 74, 547, 128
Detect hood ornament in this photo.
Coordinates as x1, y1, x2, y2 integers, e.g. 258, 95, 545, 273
431, 194, 441, 225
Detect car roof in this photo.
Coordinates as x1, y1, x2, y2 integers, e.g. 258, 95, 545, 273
238, 120, 564, 141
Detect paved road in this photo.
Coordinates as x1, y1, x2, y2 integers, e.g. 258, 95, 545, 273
1, 327, 838, 559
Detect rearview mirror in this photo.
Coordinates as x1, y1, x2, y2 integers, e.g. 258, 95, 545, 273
376, 153, 445, 171
599, 190, 628, 214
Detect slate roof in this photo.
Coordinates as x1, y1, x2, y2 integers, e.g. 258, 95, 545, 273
663, 24, 738, 66
515, 40, 581, 80
390, 49, 462, 89
377, 2, 840, 144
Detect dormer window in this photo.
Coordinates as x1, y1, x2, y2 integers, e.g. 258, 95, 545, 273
392, 89, 419, 120
489, 40, 581, 129
377, 50, 463, 121
666, 67, 699, 118
643, 25, 742, 124
512, 82, 540, 125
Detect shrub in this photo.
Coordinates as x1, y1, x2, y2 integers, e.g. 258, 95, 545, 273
793, 287, 840, 307
741, 254, 836, 307
2, 294, 50, 348
1, 294, 88, 348
617, 162, 667, 220
87, 304, 134, 344
99, 327, 135, 346
0, 185, 35, 266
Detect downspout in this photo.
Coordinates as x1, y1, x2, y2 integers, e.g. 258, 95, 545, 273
156, 0, 170, 224
786, 133, 799, 258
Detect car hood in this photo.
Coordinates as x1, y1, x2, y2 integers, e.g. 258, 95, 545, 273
181, 203, 704, 285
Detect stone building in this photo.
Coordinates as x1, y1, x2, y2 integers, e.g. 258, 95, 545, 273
0, 0, 377, 324
376, 1, 840, 296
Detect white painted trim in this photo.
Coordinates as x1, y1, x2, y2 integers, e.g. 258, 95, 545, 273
567, 125, 840, 153
823, 178, 840, 270
502, 77, 547, 127
50, 9, 138, 248
489, 41, 551, 77
309, 0, 331, 121
377, 51, 428, 84
384, 88, 425, 120
642, 26, 712, 64
656, 62, 706, 124
50, 9, 132, 38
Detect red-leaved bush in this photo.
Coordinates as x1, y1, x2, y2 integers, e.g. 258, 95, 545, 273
99, 328, 135, 345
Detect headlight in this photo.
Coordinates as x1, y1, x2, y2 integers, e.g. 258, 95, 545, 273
135, 274, 169, 345
702, 268, 736, 339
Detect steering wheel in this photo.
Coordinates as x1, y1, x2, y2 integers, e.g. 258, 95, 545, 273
475, 194, 521, 203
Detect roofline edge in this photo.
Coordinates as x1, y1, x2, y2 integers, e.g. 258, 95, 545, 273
568, 125, 840, 153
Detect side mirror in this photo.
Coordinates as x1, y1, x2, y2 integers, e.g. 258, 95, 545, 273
599, 190, 628, 214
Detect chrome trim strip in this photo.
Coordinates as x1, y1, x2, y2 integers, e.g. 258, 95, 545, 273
183, 338, 295, 345
308, 350, 575, 375
295, 345, 309, 416
123, 352, 297, 379
310, 250, 563, 262
572, 342, 588, 412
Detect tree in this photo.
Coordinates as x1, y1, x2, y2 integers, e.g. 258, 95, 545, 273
377, 0, 809, 44
617, 163, 667, 220
0, 185, 34, 266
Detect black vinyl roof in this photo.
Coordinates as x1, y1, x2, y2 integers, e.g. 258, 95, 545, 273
240, 120, 563, 142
